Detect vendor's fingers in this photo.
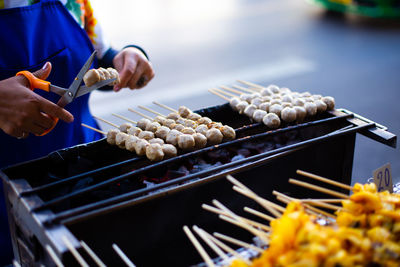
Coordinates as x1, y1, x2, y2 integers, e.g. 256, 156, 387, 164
24, 122, 47, 136
2, 124, 27, 139
37, 95, 74, 123
33, 112, 55, 129
118, 58, 137, 90
136, 63, 155, 89
33, 62, 52, 80
127, 61, 146, 89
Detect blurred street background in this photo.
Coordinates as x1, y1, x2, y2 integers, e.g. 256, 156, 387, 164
89, 0, 400, 184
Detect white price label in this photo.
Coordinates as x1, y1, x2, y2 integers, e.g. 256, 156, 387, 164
373, 163, 393, 193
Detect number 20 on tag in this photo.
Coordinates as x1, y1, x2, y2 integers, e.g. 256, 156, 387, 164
373, 163, 393, 193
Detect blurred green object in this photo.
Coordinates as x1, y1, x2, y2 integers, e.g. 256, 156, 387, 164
308, 0, 400, 18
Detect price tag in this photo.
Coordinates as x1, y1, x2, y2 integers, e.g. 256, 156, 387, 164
373, 163, 393, 193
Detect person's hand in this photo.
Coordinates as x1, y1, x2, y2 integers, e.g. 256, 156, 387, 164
0, 62, 74, 138
112, 47, 155, 92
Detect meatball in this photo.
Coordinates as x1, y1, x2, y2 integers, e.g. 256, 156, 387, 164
177, 134, 195, 150
236, 101, 249, 114
138, 130, 155, 141
282, 95, 293, 103
282, 102, 292, 108
162, 144, 178, 158
253, 110, 267, 123
208, 122, 223, 129
119, 123, 132, 133
163, 119, 176, 128
115, 132, 129, 149
167, 112, 180, 121
249, 92, 261, 100
261, 96, 271, 102
149, 138, 165, 145
197, 117, 212, 125
301, 92, 312, 97
187, 113, 202, 121
166, 129, 182, 146
259, 102, 270, 112
125, 135, 139, 152
281, 107, 297, 122
304, 102, 317, 117
312, 94, 322, 101
220, 125, 236, 140
206, 128, 223, 145
294, 106, 307, 123
155, 126, 170, 140
322, 96, 335, 110
315, 99, 327, 113
182, 127, 196, 135
260, 87, 272, 96
172, 124, 185, 131
270, 99, 282, 106
134, 139, 149, 156
184, 119, 197, 129
154, 116, 167, 125
263, 113, 281, 129
244, 104, 257, 117
146, 143, 164, 161
267, 84, 280, 94
195, 124, 209, 136
127, 126, 142, 136
145, 121, 161, 133
178, 106, 192, 118
229, 97, 241, 111
175, 117, 186, 125
251, 97, 263, 107
293, 98, 305, 107
269, 104, 283, 117
280, 87, 291, 94
106, 129, 119, 145
137, 118, 151, 130
193, 133, 208, 148
239, 93, 253, 103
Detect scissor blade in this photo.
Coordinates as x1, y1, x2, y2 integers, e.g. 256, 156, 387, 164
57, 51, 97, 107
75, 78, 117, 98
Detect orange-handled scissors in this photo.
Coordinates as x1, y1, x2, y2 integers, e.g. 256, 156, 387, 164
16, 51, 115, 136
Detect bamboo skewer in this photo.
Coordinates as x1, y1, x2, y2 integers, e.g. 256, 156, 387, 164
80, 241, 106, 267
226, 175, 283, 217
81, 123, 106, 135
208, 89, 230, 101
152, 101, 178, 113
183, 226, 215, 267
300, 199, 345, 204
276, 195, 336, 219
138, 105, 165, 117
236, 80, 264, 90
193, 226, 229, 262
219, 85, 242, 95
244, 207, 274, 222
61, 236, 89, 267
128, 108, 153, 120
212, 87, 236, 98
12, 260, 22, 267
112, 244, 136, 267
92, 115, 119, 128
46, 245, 65, 267
289, 179, 349, 199
212, 200, 270, 243
201, 229, 252, 265
111, 113, 137, 124
214, 232, 264, 254
232, 84, 257, 93
272, 191, 340, 211
296, 170, 353, 191
202, 204, 270, 231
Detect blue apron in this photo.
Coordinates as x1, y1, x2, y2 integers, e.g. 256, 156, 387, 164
0, 0, 102, 263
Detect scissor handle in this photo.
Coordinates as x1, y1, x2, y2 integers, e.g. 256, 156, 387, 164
16, 71, 51, 91
16, 71, 57, 136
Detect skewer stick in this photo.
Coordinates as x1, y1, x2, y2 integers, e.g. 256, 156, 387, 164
232, 84, 257, 93
272, 191, 340, 211
232, 186, 283, 217
92, 115, 119, 128
219, 85, 242, 95
276, 195, 336, 219
208, 89, 230, 101
61, 236, 89, 267
183, 226, 215, 267
152, 101, 178, 113
12, 260, 22, 267
212, 200, 270, 243
213, 232, 264, 254
138, 105, 165, 117
45, 245, 65, 267
128, 108, 153, 120
202, 204, 270, 231
202, 229, 252, 265
80, 241, 106, 267
236, 80, 264, 90
289, 179, 349, 199
112, 244, 136, 267
244, 207, 274, 222
296, 170, 353, 191
300, 198, 344, 204
193, 226, 229, 262
212, 87, 236, 98
81, 123, 106, 135
111, 113, 137, 124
